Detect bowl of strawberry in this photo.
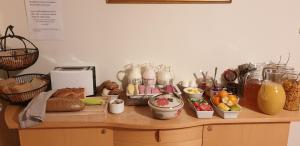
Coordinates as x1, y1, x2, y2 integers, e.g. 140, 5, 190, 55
188, 98, 214, 119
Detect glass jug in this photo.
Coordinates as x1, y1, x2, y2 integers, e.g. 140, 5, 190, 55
257, 80, 286, 115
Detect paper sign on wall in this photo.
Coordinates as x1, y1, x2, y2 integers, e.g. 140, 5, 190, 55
25, 0, 64, 40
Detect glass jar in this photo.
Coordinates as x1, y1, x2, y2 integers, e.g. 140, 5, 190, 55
281, 73, 300, 111
243, 63, 265, 104
257, 80, 286, 115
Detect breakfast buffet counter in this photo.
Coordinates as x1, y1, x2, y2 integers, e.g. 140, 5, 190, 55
5, 100, 300, 130
4, 99, 300, 146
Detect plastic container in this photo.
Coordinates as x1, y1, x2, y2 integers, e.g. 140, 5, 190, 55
210, 98, 241, 119
188, 99, 213, 119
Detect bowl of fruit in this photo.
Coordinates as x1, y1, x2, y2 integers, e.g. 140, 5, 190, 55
210, 90, 241, 119
183, 87, 204, 98
188, 97, 214, 118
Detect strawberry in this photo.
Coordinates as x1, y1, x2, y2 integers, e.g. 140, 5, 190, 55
193, 102, 200, 107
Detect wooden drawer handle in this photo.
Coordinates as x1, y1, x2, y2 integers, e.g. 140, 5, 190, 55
101, 129, 106, 134
155, 130, 160, 142
207, 126, 213, 131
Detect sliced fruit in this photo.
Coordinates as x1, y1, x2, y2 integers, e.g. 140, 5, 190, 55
230, 104, 241, 111
221, 96, 229, 104
212, 96, 221, 106
226, 100, 234, 107
218, 103, 230, 111
218, 90, 229, 98
228, 95, 238, 104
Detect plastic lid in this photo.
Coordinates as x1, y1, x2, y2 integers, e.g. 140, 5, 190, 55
149, 94, 182, 108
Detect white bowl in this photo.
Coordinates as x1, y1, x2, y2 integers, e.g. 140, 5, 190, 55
109, 99, 124, 114
148, 102, 184, 120
148, 94, 184, 120
183, 87, 204, 98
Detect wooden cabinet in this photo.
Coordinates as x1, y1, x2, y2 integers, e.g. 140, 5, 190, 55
19, 128, 113, 146
203, 123, 290, 146
114, 126, 203, 146
0, 100, 19, 146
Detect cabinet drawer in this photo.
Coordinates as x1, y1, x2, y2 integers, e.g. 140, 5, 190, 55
19, 128, 113, 146
114, 128, 157, 143
203, 123, 289, 146
159, 126, 203, 143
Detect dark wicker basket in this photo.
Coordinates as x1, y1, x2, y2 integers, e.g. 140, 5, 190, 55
0, 25, 39, 71
1, 74, 49, 103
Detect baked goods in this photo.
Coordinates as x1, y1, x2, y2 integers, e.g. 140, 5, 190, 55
46, 98, 85, 112
109, 88, 123, 95
8, 83, 32, 93
96, 80, 122, 96
0, 78, 18, 93
51, 88, 85, 99
0, 77, 46, 94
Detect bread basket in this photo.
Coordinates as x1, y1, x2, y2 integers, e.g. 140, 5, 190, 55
1, 74, 49, 103
0, 25, 39, 71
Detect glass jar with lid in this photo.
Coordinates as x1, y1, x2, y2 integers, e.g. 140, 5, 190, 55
281, 73, 300, 111
243, 63, 265, 104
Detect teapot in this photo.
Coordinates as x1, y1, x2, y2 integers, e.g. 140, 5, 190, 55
156, 65, 175, 86
117, 64, 142, 89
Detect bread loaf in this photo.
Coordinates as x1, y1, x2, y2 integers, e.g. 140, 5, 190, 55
51, 88, 85, 99
46, 98, 85, 112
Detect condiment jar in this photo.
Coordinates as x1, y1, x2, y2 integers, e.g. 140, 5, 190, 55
257, 80, 286, 115
281, 73, 300, 111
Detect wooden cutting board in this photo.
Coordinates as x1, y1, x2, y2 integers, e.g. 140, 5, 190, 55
45, 97, 108, 122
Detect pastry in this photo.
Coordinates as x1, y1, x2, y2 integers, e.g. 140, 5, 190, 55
105, 81, 119, 90
109, 88, 122, 95
0, 78, 18, 93
46, 98, 85, 112
9, 83, 32, 93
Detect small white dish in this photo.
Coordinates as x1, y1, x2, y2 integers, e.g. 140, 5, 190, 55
109, 99, 124, 114
183, 87, 204, 98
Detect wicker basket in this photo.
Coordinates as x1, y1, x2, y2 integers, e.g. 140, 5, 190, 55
1, 74, 49, 103
0, 25, 39, 71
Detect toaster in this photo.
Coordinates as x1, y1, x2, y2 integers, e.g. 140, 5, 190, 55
50, 66, 96, 96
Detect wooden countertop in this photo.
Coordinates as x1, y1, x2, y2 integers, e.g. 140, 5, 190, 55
5, 98, 300, 130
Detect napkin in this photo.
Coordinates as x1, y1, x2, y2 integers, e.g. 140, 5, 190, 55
18, 91, 54, 128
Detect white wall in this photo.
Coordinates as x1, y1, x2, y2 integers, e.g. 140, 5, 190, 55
1, 0, 300, 145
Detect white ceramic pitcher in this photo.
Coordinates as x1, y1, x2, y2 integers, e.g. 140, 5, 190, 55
156, 65, 174, 86
117, 64, 142, 86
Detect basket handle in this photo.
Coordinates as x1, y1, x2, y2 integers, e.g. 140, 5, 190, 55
0, 25, 38, 51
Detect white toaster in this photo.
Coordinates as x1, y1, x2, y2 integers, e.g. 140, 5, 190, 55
50, 66, 96, 96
